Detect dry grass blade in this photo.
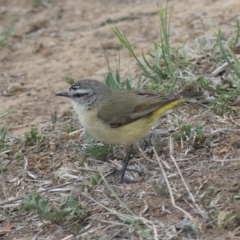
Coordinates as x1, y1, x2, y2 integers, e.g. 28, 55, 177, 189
169, 154, 207, 219
0, 179, 84, 206
81, 188, 159, 239
153, 146, 194, 221
100, 173, 159, 239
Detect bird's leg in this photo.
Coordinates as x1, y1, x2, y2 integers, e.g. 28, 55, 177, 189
119, 150, 132, 183
106, 145, 140, 183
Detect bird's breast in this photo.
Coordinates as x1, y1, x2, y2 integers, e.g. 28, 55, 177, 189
71, 101, 157, 146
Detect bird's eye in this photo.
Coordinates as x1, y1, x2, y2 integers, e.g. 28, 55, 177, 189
74, 93, 82, 98
74, 93, 88, 98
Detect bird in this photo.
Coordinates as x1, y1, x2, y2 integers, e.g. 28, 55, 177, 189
56, 79, 203, 183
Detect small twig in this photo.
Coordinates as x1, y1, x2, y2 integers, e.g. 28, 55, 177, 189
153, 147, 194, 221
230, 114, 240, 127
170, 155, 206, 218
69, 128, 82, 136
195, 179, 208, 197
219, 14, 239, 25
76, 224, 107, 239
23, 155, 28, 180
32, 230, 43, 240
0, 179, 84, 206
25, 142, 46, 153
170, 155, 196, 204
140, 200, 149, 217
211, 61, 229, 76
210, 55, 240, 76
210, 128, 236, 134
180, 137, 184, 149
97, 11, 158, 27
213, 158, 240, 162
83, 179, 160, 239
169, 135, 174, 156
76, 167, 100, 173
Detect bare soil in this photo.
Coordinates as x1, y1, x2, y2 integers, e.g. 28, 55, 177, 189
1, 0, 240, 239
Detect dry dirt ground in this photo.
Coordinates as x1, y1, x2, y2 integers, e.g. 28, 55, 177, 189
1, 0, 240, 239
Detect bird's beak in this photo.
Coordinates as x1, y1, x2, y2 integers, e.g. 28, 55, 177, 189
56, 91, 71, 97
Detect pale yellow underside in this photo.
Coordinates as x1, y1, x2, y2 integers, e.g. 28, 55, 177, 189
72, 98, 186, 147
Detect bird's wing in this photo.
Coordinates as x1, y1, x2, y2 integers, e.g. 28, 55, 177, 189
129, 89, 176, 118
129, 90, 204, 119
97, 89, 179, 128
97, 90, 138, 127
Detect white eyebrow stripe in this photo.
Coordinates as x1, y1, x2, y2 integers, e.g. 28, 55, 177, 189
70, 88, 92, 94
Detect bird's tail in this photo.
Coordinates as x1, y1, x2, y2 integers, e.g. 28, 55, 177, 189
152, 91, 204, 118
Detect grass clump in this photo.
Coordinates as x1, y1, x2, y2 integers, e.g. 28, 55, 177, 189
71, 140, 113, 162
23, 193, 88, 225
108, 6, 192, 93
172, 124, 206, 143
0, 127, 8, 155
0, 111, 14, 165
24, 128, 45, 145
65, 125, 75, 134
31, 0, 53, 8
0, 20, 15, 47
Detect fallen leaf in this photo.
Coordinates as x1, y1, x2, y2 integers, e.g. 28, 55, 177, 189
0, 222, 13, 235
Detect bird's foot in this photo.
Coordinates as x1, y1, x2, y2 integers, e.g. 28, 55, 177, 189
106, 168, 141, 184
